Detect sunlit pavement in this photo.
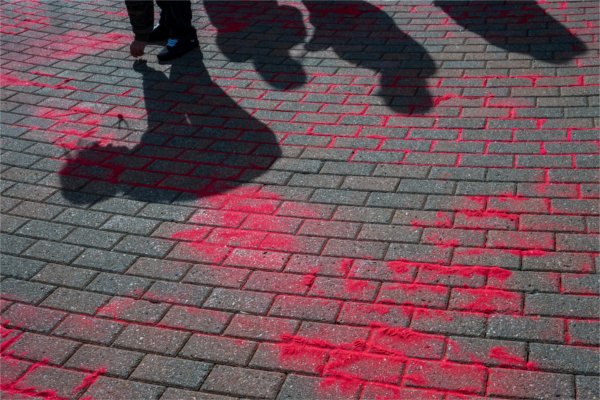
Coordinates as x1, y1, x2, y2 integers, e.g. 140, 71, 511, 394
1, 1, 598, 399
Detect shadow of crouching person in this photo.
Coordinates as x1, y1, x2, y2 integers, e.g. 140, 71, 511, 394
60, 53, 281, 205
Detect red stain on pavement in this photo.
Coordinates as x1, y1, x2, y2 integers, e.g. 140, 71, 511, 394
488, 347, 537, 369
0, 74, 76, 90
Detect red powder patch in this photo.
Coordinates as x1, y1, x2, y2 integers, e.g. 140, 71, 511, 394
489, 347, 537, 370
370, 327, 445, 359
451, 288, 522, 313
324, 350, 404, 384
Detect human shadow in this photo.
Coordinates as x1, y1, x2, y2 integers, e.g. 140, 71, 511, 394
60, 53, 281, 205
303, 0, 436, 114
203, 0, 307, 90
435, 1, 587, 63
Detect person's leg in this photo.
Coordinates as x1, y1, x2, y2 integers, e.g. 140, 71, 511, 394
156, 0, 199, 61
160, 0, 196, 40
147, 0, 168, 42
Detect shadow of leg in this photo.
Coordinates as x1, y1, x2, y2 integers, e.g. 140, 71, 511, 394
303, 0, 436, 114
204, 0, 307, 89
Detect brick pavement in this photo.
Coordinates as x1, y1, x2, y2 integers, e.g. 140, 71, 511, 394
0, 1, 598, 399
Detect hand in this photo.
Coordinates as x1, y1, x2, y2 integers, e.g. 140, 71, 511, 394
130, 39, 146, 57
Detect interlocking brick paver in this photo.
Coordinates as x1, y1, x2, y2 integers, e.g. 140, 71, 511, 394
84, 376, 164, 400
1, 278, 55, 304
114, 324, 189, 355
0, 254, 46, 279
3, 303, 66, 333
13, 365, 89, 399
7, 332, 80, 365
32, 263, 98, 288
131, 354, 211, 389
65, 344, 144, 378
1, 0, 598, 398
202, 365, 284, 398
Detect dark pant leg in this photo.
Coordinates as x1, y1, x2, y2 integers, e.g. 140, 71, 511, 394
155, 0, 196, 39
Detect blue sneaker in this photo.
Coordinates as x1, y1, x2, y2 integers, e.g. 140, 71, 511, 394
157, 37, 199, 61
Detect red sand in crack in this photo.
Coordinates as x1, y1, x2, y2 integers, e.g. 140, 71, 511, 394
1, 321, 106, 399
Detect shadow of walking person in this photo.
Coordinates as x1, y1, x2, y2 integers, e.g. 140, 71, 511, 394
60, 53, 281, 205
303, 0, 436, 114
435, 1, 587, 64
203, 0, 307, 90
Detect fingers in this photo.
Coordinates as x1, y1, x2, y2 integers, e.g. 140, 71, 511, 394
130, 40, 146, 57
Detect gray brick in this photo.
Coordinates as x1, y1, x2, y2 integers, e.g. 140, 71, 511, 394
272, 158, 322, 173
202, 365, 284, 398
276, 374, 359, 400
488, 315, 564, 343
53, 314, 124, 344
90, 198, 146, 215
160, 305, 230, 334
73, 248, 137, 273
131, 354, 211, 389
525, 293, 599, 318
204, 288, 274, 314
65, 344, 144, 378
138, 203, 195, 222
84, 376, 164, 400
12, 364, 87, 399
367, 192, 425, 209
398, 179, 455, 194
143, 281, 210, 307
0, 214, 27, 233
33, 263, 98, 288
487, 168, 545, 182
3, 183, 56, 201
15, 220, 73, 243
53, 208, 110, 228
301, 148, 352, 161
387, 243, 452, 264
488, 369, 574, 400
97, 297, 170, 324
447, 336, 527, 367
289, 173, 343, 189
342, 176, 399, 192
311, 189, 368, 206
0, 255, 45, 279
576, 376, 600, 400
374, 165, 430, 178
358, 224, 421, 243
115, 324, 189, 355
127, 257, 191, 281
161, 388, 236, 400
0, 278, 54, 304
324, 238, 388, 259
2, 303, 65, 333
23, 240, 84, 264
41, 287, 109, 315
523, 252, 595, 273
410, 309, 486, 336
568, 320, 599, 346
63, 227, 123, 249
114, 235, 174, 258
87, 272, 152, 297
181, 333, 256, 366
8, 332, 79, 365
530, 343, 599, 374
488, 270, 559, 293
557, 233, 599, 252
